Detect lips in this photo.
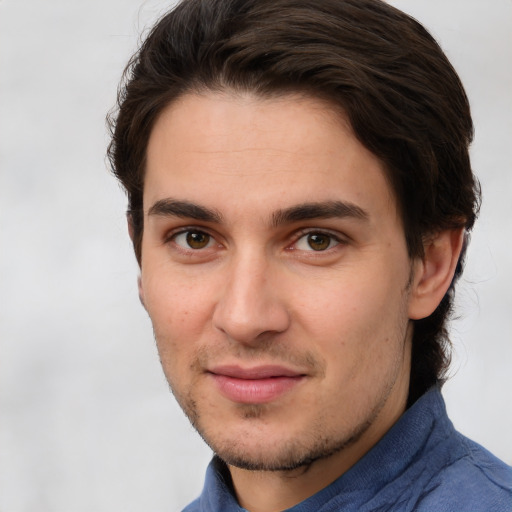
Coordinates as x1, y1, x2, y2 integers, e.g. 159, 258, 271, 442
207, 365, 306, 404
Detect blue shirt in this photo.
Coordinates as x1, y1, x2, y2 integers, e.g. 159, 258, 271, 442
183, 387, 512, 511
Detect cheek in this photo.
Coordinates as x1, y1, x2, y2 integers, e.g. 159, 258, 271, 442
141, 273, 215, 364
293, 270, 407, 371
143, 263, 214, 324
294, 271, 390, 335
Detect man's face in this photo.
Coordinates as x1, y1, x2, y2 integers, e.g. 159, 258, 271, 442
140, 92, 416, 472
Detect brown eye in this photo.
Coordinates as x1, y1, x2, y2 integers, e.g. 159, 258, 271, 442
295, 232, 339, 252
173, 230, 213, 250
307, 233, 331, 251
186, 231, 211, 249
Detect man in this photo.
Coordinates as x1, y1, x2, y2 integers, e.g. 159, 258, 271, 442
107, 0, 512, 510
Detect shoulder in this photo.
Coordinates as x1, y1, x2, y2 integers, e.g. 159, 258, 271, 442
181, 497, 200, 512
415, 433, 512, 511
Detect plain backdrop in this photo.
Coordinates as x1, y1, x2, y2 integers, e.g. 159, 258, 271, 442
1, 1, 511, 511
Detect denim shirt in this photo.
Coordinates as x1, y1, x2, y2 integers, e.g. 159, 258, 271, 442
183, 387, 512, 511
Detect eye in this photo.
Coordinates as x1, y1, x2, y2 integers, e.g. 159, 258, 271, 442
172, 230, 215, 250
294, 232, 340, 251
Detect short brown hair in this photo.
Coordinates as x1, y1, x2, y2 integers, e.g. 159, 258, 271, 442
107, 0, 480, 403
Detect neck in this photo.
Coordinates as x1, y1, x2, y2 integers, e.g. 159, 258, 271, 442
228, 446, 367, 512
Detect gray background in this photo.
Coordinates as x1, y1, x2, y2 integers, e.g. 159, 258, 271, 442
1, 1, 511, 510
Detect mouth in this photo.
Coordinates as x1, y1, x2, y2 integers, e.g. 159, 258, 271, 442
207, 365, 306, 404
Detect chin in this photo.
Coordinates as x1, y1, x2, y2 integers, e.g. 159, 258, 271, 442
216, 445, 335, 472
200, 415, 371, 473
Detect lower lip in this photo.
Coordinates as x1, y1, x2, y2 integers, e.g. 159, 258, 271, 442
210, 374, 304, 404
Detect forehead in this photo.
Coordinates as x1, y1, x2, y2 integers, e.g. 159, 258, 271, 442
144, 91, 397, 223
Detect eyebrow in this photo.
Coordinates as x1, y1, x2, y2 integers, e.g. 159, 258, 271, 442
147, 198, 368, 226
148, 199, 222, 223
271, 201, 369, 227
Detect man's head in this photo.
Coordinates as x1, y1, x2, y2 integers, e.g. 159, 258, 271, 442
108, 0, 480, 472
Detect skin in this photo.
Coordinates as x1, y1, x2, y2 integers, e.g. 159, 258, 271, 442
137, 91, 463, 512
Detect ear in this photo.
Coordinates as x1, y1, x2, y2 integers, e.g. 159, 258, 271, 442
127, 212, 135, 242
408, 228, 465, 320
137, 275, 146, 309
127, 214, 146, 309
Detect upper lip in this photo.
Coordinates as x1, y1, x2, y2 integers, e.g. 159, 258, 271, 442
208, 365, 305, 379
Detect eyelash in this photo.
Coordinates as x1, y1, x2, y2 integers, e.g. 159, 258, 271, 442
165, 227, 219, 254
165, 227, 346, 255
290, 229, 345, 253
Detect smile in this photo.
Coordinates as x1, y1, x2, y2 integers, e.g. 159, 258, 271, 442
207, 365, 306, 404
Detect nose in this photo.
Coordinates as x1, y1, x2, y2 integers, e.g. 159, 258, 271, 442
212, 251, 291, 345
